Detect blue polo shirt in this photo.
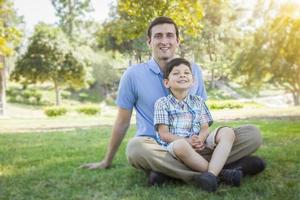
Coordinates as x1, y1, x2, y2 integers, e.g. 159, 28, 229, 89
116, 58, 207, 138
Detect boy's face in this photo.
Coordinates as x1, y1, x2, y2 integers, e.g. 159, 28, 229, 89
147, 23, 179, 62
164, 64, 194, 92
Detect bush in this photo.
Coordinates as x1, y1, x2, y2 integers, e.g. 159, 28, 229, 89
76, 105, 101, 115
207, 100, 244, 110
44, 106, 68, 117
61, 90, 71, 99
6, 87, 43, 105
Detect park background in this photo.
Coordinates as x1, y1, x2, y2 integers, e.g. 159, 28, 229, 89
0, 0, 299, 199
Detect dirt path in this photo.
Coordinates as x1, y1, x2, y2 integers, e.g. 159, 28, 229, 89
1, 103, 299, 133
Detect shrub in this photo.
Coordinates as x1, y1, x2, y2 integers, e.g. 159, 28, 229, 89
44, 106, 68, 117
207, 100, 244, 110
61, 90, 71, 99
6, 87, 43, 105
76, 105, 101, 115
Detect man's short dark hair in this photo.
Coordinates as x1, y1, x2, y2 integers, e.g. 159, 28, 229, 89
164, 58, 191, 79
147, 16, 179, 39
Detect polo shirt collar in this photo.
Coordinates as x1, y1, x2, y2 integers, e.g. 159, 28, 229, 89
148, 58, 162, 75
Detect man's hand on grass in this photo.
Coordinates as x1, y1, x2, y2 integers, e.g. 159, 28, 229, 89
80, 160, 111, 170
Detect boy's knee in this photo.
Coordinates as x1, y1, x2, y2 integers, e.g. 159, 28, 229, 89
173, 139, 191, 158
216, 127, 235, 143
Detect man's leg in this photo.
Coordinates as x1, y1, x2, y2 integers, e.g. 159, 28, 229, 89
226, 125, 263, 163
199, 125, 265, 176
126, 136, 200, 183
225, 125, 266, 175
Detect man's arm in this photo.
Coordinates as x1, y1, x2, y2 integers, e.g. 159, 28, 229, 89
80, 107, 132, 170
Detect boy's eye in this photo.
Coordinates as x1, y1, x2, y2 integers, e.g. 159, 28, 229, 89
184, 71, 191, 75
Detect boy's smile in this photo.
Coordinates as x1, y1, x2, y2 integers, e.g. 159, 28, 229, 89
164, 64, 194, 94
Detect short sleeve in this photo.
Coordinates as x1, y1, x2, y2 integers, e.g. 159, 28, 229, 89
153, 98, 170, 129
200, 102, 213, 126
116, 69, 136, 110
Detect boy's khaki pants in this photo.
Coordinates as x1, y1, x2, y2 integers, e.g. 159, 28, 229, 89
126, 125, 262, 183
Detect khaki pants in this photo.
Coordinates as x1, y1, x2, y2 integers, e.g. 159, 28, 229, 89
126, 125, 262, 183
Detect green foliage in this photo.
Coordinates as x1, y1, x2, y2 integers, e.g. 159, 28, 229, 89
51, 0, 93, 38
90, 51, 123, 97
76, 105, 100, 115
6, 87, 44, 105
11, 23, 90, 105
207, 100, 243, 110
97, 0, 203, 59
44, 106, 67, 117
232, 2, 300, 105
207, 88, 232, 100
0, 0, 23, 58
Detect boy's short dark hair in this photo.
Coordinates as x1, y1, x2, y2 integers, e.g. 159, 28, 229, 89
147, 16, 179, 39
164, 58, 192, 79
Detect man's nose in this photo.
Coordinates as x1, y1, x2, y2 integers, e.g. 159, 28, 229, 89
161, 36, 169, 44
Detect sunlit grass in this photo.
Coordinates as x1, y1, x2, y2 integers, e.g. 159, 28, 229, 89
1, 120, 300, 200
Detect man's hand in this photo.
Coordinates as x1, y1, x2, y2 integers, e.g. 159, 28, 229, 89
80, 160, 111, 170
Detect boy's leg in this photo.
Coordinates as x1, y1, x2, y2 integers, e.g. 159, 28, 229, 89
227, 125, 263, 163
199, 125, 262, 163
126, 136, 200, 183
207, 127, 235, 176
171, 139, 209, 172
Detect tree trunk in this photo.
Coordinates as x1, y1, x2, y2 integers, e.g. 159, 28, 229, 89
292, 91, 299, 106
0, 56, 6, 116
54, 81, 61, 106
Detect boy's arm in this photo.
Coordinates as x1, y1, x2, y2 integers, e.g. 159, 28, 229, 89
195, 123, 209, 150
80, 107, 132, 170
198, 123, 209, 142
157, 124, 193, 144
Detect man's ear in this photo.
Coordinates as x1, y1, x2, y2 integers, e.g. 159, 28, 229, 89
176, 37, 180, 46
163, 79, 170, 88
147, 37, 151, 48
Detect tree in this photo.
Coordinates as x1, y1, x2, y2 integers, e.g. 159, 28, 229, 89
51, 0, 93, 40
11, 23, 89, 106
190, 0, 240, 88
233, 2, 300, 105
0, 0, 22, 115
96, 0, 204, 63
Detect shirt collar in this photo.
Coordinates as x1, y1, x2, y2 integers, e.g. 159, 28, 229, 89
167, 93, 192, 106
148, 58, 163, 75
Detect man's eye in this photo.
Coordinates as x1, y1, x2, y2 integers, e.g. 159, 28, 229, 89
154, 35, 162, 39
185, 72, 191, 75
167, 33, 174, 38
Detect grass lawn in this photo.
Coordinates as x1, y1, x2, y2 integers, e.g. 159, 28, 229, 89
1, 119, 300, 200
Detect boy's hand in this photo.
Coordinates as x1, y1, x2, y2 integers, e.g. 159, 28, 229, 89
191, 135, 206, 151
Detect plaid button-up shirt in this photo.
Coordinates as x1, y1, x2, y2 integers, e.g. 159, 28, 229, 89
154, 94, 213, 147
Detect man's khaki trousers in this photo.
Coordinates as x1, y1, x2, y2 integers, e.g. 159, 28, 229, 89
126, 125, 262, 183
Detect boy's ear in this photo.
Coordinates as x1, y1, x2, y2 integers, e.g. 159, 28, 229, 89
163, 79, 170, 88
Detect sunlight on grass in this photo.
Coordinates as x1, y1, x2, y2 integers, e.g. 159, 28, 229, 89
0, 120, 300, 199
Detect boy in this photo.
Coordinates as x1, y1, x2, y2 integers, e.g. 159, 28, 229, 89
154, 58, 243, 191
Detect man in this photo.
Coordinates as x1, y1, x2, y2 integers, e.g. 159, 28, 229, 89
81, 16, 266, 192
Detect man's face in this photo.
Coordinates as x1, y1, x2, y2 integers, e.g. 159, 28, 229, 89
147, 23, 179, 62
